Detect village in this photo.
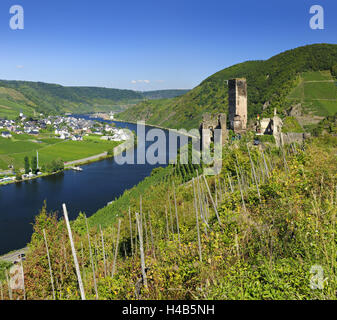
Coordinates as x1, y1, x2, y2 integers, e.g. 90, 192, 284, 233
0, 113, 130, 185
0, 113, 128, 142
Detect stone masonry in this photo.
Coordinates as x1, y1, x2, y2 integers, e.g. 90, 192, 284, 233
199, 113, 228, 148
228, 78, 248, 133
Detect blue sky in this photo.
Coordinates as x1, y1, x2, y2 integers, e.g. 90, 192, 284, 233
0, 0, 336, 91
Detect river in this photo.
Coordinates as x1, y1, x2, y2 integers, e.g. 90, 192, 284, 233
0, 118, 188, 255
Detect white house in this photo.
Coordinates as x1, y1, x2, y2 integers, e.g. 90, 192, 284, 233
1, 131, 12, 138
72, 135, 83, 141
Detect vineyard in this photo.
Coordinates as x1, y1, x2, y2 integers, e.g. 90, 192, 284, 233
0, 133, 337, 300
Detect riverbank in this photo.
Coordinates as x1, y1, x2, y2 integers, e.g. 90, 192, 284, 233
0, 141, 131, 187
0, 247, 28, 263
0, 119, 180, 255
112, 117, 198, 138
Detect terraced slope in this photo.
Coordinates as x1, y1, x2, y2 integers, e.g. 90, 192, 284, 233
287, 70, 337, 116
0, 87, 36, 119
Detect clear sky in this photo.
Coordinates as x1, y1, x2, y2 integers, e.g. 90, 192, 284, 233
0, 0, 336, 91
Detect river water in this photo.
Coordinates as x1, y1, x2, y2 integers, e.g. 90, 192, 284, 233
0, 118, 188, 255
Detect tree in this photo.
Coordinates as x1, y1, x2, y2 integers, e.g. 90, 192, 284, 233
31, 156, 38, 174
331, 64, 337, 78
24, 156, 30, 174
16, 171, 22, 181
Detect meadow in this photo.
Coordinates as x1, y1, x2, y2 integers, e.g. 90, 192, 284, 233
0, 132, 120, 170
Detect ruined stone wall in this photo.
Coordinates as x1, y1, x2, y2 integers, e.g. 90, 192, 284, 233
199, 113, 228, 147
280, 132, 311, 145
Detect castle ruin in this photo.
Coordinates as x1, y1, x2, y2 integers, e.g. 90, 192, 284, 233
199, 113, 228, 148
228, 78, 247, 133
199, 78, 248, 147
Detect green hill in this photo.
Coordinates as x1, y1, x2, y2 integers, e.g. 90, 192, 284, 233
0, 80, 144, 117
0, 87, 37, 119
0, 81, 190, 119
142, 89, 190, 100
117, 44, 337, 129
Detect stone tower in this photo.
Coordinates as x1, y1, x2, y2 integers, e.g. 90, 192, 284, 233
228, 78, 247, 133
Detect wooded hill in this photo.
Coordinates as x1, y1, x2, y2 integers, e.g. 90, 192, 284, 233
0, 80, 189, 118
116, 43, 337, 130
142, 89, 190, 100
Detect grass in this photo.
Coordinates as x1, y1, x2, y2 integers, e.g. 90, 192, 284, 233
0, 132, 121, 170
304, 82, 337, 100
0, 261, 12, 281
282, 117, 304, 133
302, 70, 333, 81
0, 96, 35, 119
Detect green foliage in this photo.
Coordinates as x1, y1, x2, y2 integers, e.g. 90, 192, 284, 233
0, 81, 144, 116
257, 134, 275, 143
0, 261, 12, 281
44, 159, 64, 173
15, 171, 22, 181
24, 156, 30, 174
0, 82, 190, 119
31, 156, 38, 174
282, 117, 304, 133
142, 90, 190, 100
308, 113, 337, 136
331, 65, 337, 78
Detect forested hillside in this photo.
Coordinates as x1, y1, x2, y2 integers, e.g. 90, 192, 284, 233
142, 89, 190, 100
0, 81, 189, 118
0, 80, 144, 116
117, 44, 337, 130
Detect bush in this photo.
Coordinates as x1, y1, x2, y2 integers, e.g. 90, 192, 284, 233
0, 261, 12, 281
331, 64, 337, 78
16, 171, 22, 181
257, 134, 276, 143
45, 159, 64, 173
282, 116, 303, 133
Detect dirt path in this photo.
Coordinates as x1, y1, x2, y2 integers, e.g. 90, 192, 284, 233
0, 170, 13, 175
0, 248, 28, 263
64, 152, 108, 166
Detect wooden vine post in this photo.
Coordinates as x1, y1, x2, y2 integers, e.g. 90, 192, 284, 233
43, 229, 56, 300
136, 212, 147, 287
62, 204, 86, 300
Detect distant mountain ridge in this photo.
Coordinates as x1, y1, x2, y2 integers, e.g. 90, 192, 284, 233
0, 79, 189, 118
117, 43, 337, 130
